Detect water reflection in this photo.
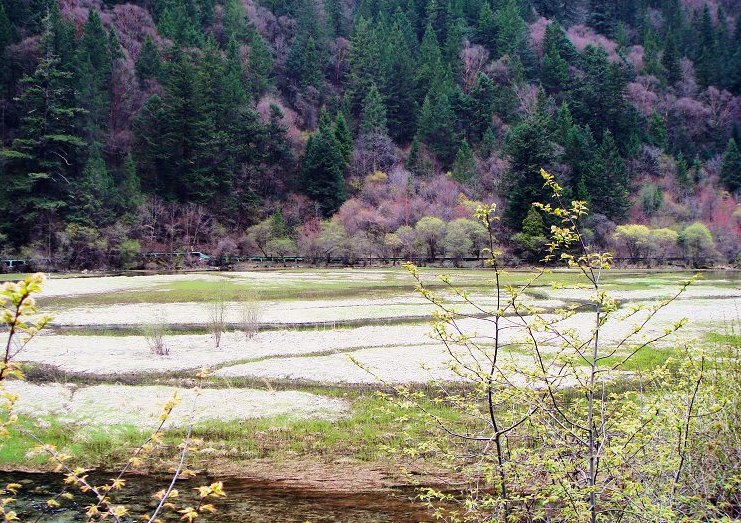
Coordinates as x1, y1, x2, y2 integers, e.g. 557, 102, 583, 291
0, 472, 432, 522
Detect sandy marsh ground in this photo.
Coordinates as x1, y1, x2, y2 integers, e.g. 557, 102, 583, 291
11, 269, 741, 423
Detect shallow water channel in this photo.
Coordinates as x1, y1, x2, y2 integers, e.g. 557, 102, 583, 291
0, 471, 433, 522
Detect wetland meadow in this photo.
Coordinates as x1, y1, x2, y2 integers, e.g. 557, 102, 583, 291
1, 267, 739, 521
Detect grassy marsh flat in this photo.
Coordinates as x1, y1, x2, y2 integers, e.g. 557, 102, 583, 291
6, 268, 740, 478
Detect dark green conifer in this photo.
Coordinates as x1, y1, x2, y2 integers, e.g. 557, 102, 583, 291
452, 139, 477, 183
334, 113, 353, 163
475, 2, 497, 53
118, 153, 145, 215
136, 36, 161, 84
301, 126, 347, 215
493, 0, 526, 58
582, 131, 629, 220
347, 16, 381, 116
662, 30, 682, 85
720, 138, 741, 193
415, 23, 444, 101
360, 84, 388, 135
71, 146, 116, 226
381, 13, 418, 142
503, 111, 555, 227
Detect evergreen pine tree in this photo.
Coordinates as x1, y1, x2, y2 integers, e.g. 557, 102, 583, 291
590, 1, 614, 37
76, 10, 114, 142
564, 124, 597, 200
406, 135, 422, 172
675, 153, 692, 193
647, 111, 668, 150
71, 145, 116, 226
301, 126, 347, 215
347, 16, 382, 116
325, 0, 346, 36
0, 16, 86, 241
415, 23, 444, 101
136, 35, 162, 84
662, 29, 682, 85
476, 2, 497, 54
0, 3, 13, 55
542, 44, 570, 94
381, 14, 418, 142
468, 72, 495, 142
334, 113, 353, 164
415, 87, 459, 166
158, 1, 203, 47
479, 127, 497, 158
223, 0, 249, 39
503, 111, 555, 227
224, 37, 247, 105
553, 101, 574, 144
720, 138, 741, 193
695, 5, 718, 88
118, 153, 145, 215
246, 31, 274, 95
360, 84, 388, 135
642, 26, 663, 77
286, 34, 322, 88
493, 0, 527, 58
582, 130, 629, 220
452, 139, 477, 183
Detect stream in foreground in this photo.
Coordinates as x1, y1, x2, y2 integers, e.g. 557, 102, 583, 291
0, 471, 433, 522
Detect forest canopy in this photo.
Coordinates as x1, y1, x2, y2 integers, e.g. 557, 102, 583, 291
0, 0, 740, 268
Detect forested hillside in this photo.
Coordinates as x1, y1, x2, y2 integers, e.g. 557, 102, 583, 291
1, 0, 740, 268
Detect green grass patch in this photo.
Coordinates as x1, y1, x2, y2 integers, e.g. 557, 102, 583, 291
0, 393, 461, 469
705, 332, 741, 349
599, 346, 677, 371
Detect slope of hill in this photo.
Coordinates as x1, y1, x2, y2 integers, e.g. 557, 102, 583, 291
0, 0, 739, 267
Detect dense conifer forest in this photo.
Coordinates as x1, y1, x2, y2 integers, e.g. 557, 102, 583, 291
0, 0, 740, 268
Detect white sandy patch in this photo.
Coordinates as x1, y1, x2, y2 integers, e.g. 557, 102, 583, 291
215, 344, 535, 385
20, 324, 438, 375
213, 296, 739, 385
5, 381, 348, 427
47, 294, 565, 327
545, 284, 741, 303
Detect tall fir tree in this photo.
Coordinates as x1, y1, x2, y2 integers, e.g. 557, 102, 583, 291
76, 10, 115, 143
503, 107, 556, 228
493, 0, 527, 59
246, 30, 274, 95
662, 29, 682, 85
223, 0, 249, 40
301, 125, 347, 215
415, 22, 444, 102
468, 72, 495, 142
720, 138, 741, 193
158, 0, 203, 47
415, 85, 459, 166
347, 16, 382, 116
334, 113, 354, 164
70, 145, 116, 226
695, 5, 718, 89
381, 12, 418, 142
475, 2, 497, 54
118, 153, 145, 215
589, 1, 614, 37
582, 130, 630, 220
0, 14, 86, 242
360, 84, 388, 135
452, 139, 477, 183
136, 35, 161, 84
0, 3, 13, 55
